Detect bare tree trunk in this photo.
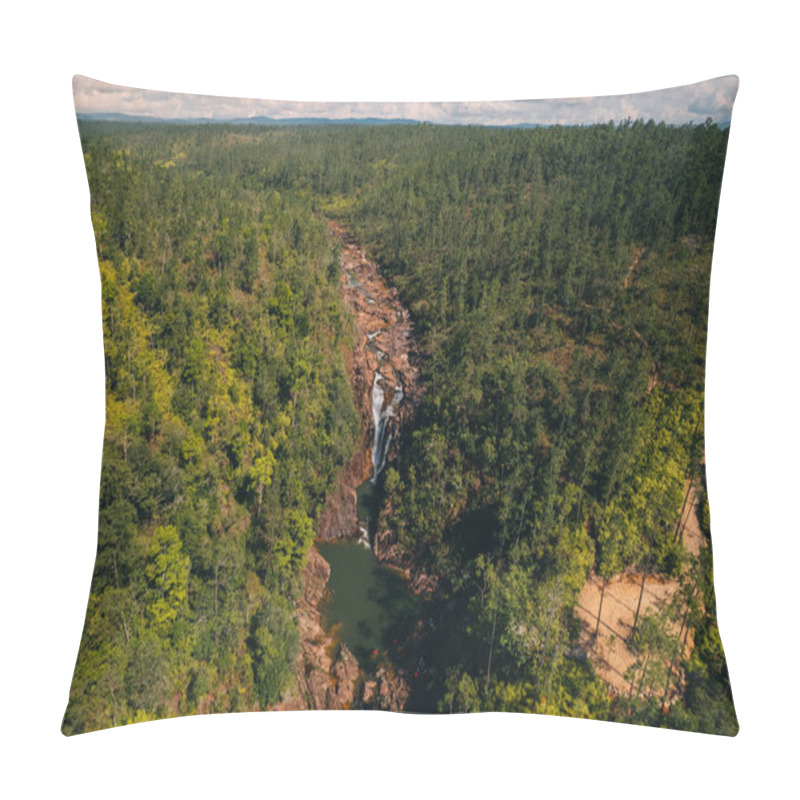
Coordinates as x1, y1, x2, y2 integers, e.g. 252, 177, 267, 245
533, 581, 561, 702
631, 572, 647, 639
660, 609, 690, 714
673, 480, 693, 544
636, 651, 652, 697
120, 612, 131, 644
514, 496, 529, 550
595, 576, 607, 638
214, 563, 219, 618
485, 607, 498, 691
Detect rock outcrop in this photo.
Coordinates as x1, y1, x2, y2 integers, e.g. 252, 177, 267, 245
370, 665, 410, 711
316, 221, 421, 542
283, 221, 426, 711
278, 547, 360, 710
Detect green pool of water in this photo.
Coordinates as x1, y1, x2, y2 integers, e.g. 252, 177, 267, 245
317, 539, 423, 665
356, 480, 379, 532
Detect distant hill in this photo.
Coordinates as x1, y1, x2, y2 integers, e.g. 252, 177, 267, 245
75, 112, 560, 129
76, 112, 422, 126
74, 112, 725, 130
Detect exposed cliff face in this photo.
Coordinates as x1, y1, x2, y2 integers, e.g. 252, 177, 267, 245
361, 666, 410, 712
315, 451, 370, 544
283, 222, 423, 711
316, 221, 421, 542
277, 547, 360, 710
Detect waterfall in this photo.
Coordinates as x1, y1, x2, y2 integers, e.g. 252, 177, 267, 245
393, 375, 404, 405
370, 372, 388, 482
358, 524, 371, 549
370, 370, 403, 484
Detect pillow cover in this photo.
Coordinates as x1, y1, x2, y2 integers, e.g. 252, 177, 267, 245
64, 75, 739, 735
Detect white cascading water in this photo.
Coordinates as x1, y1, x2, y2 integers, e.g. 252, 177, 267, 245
393, 376, 404, 406
358, 524, 371, 549
370, 369, 405, 484
370, 372, 389, 482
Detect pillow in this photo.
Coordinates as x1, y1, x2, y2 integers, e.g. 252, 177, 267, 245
64, 75, 739, 735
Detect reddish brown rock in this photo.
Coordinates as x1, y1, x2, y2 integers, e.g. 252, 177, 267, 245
329, 645, 361, 708
325, 223, 424, 561
371, 665, 410, 712
282, 222, 429, 712
277, 547, 361, 711
361, 679, 377, 705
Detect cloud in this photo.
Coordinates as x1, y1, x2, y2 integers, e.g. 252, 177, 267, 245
73, 75, 739, 126
687, 81, 738, 117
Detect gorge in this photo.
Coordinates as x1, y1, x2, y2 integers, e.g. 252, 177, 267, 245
278, 222, 424, 711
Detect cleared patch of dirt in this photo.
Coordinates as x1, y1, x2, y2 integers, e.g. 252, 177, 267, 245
575, 477, 702, 700
576, 573, 688, 697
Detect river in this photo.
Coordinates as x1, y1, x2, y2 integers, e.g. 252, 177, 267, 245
315, 222, 423, 685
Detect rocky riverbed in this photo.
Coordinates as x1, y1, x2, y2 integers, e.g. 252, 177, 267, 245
278, 221, 423, 711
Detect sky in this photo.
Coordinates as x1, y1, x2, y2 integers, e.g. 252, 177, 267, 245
73, 75, 739, 126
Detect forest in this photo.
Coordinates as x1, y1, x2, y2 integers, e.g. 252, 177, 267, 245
64, 117, 737, 735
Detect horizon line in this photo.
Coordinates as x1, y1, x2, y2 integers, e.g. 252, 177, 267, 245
73, 75, 739, 128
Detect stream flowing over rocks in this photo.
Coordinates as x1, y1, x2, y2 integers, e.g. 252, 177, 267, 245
316, 221, 420, 547
278, 222, 422, 711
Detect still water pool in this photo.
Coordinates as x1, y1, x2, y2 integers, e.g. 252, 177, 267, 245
317, 539, 422, 664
